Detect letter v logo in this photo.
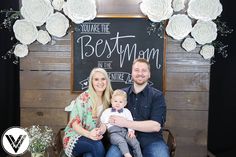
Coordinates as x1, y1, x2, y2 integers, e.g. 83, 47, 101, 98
5, 135, 26, 153
1, 127, 29, 156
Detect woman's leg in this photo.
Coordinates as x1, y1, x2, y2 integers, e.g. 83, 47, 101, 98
142, 140, 170, 157
106, 145, 122, 157
72, 136, 105, 157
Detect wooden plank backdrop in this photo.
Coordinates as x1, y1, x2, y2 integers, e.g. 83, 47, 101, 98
20, 0, 211, 156
20, 35, 210, 157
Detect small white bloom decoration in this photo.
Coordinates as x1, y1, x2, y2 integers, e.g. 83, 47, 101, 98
63, 0, 96, 24
20, 0, 53, 26
13, 19, 38, 45
166, 14, 192, 40
191, 20, 217, 45
172, 0, 186, 12
200, 45, 215, 59
13, 44, 28, 58
187, 0, 222, 21
46, 12, 69, 38
140, 0, 173, 22
182, 37, 197, 52
52, 0, 65, 11
37, 30, 51, 45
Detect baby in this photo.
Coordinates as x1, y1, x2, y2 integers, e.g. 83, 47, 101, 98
100, 89, 142, 157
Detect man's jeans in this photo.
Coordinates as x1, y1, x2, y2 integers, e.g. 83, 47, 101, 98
106, 140, 170, 157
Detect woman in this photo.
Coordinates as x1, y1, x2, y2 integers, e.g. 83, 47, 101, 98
63, 68, 113, 157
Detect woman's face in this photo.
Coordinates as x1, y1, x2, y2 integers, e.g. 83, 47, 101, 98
92, 72, 107, 95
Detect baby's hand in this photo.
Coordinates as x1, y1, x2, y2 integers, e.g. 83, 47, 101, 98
128, 130, 135, 138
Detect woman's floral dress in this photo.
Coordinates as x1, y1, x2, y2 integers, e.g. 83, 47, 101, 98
63, 90, 98, 157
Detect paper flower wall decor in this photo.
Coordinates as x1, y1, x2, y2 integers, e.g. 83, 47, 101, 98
191, 20, 218, 45
37, 30, 51, 45
45, 12, 69, 38
166, 14, 192, 40
13, 19, 38, 45
200, 45, 215, 59
13, 44, 28, 58
182, 38, 197, 52
63, 0, 96, 24
0, 0, 233, 63
21, 0, 53, 26
140, 0, 173, 22
187, 0, 222, 21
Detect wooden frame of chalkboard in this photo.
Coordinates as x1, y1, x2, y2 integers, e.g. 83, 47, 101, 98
71, 16, 166, 94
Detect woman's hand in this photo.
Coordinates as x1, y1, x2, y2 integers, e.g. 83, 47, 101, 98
88, 128, 103, 140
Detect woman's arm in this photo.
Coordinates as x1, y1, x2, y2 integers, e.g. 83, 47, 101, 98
72, 121, 103, 140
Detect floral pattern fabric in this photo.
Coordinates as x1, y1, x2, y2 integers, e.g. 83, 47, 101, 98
63, 90, 97, 157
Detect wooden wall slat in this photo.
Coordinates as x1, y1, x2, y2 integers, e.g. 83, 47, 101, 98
20, 51, 71, 70
167, 64, 210, 73
21, 108, 68, 126
20, 89, 77, 108
20, 71, 70, 89
166, 72, 210, 91
166, 110, 208, 130
20, 71, 209, 91
165, 91, 209, 110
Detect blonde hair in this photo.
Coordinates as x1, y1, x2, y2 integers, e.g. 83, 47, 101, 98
112, 89, 127, 101
88, 68, 113, 115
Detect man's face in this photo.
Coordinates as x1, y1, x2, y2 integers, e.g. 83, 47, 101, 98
131, 62, 150, 85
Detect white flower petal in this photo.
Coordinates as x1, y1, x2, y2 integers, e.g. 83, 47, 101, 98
37, 30, 51, 45
13, 19, 38, 45
63, 0, 96, 24
191, 20, 217, 45
14, 44, 29, 58
182, 37, 197, 52
20, 0, 53, 26
52, 0, 65, 11
140, 0, 173, 22
200, 45, 215, 59
187, 0, 222, 21
166, 14, 192, 40
46, 12, 69, 38
172, 0, 186, 12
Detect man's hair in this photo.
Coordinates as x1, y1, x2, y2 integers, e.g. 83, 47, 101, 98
132, 58, 150, 71
112, 89, 127, 100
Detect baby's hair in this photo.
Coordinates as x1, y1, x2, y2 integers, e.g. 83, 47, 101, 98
112, 89, 127, 100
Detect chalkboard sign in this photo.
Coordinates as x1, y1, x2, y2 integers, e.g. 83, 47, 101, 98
72, 17, 165, 92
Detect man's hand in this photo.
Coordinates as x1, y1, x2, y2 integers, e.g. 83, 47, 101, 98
109, 115, 129, 127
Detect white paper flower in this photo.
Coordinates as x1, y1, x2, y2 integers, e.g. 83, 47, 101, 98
187, 0, 222, 21
166, 14, 192, 40
37, 30, 51, 45
13, 19, 38, 45
200, 45, 215, 59
52, 0, 65, 11
182, 37, 197, 52
140, 0, 173, 22
63, 0, 96, 24
172, 0, 186, 12
191, 20, 217, 45
46, 12, 69, 38
13, 44, 29, 58
20, 0, 53, 26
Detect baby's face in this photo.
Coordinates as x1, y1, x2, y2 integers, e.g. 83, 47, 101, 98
111, 95, 126, 110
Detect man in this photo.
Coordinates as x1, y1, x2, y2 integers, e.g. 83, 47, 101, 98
107, 58, 169, 157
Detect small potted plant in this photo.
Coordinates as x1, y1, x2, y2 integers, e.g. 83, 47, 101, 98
25, 125, 53, 157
